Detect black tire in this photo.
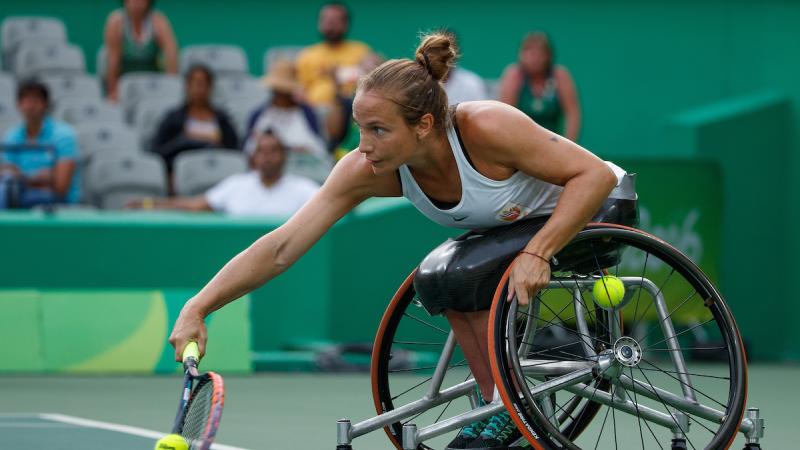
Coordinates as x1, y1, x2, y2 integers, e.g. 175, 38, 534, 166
490, 224, 748, 450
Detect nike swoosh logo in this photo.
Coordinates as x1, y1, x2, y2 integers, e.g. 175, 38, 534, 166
453, 216, 468, 222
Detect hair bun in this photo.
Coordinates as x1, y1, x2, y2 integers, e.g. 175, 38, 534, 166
415, 32, 458, 82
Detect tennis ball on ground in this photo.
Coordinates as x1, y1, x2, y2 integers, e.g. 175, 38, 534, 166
592, 275, 625, 308
154, 434, 188, 450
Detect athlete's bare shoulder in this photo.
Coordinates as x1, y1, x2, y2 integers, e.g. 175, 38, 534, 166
455, 100, 528, 136
324, 150, 403, 201
453, 101, 533, 167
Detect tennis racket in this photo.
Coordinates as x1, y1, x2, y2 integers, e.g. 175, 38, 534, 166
170, 341, 225, 450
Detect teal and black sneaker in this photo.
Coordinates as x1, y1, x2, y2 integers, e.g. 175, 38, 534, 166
445, 392, 490, 450
467, 410, 522, 449
445, 415, 490, 450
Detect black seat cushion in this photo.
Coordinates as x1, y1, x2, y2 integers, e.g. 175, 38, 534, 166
413, 198, 638, 315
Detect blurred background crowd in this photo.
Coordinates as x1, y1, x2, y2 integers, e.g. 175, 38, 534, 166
0, 1, 585, 217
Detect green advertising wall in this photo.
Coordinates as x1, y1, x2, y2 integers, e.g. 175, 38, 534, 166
666, 92, 793, 361
7, 159, 784, 373
0, 289, 250, 373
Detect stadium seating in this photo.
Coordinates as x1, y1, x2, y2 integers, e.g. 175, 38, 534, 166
40, 74, 102, 105
173, 149, 248, 196
313, 104, 331, 142
76, 122, 142, 165
1, 16, 67, 71
262, 46, 303, 73
285, 151, 333, 185
485, 78, 500, 100
85, 152, 167, 209
95, 46, 107, 82
1, 17, 490, 210
0, 99, 21, 136
0, 72, 15, 103
131, 96, 181, 147
212, 74, 269, 105
13, 42, 85, 79
118, 72, 183, 122
220, 96, 264, 138
54, 97, 124, 126
180, 45, 249, 76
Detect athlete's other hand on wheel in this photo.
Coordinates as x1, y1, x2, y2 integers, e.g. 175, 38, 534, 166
169, 303, 208, 362
507, 252, 551, 306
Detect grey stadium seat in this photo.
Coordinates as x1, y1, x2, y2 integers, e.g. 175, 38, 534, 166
0, 72, 16, 103
85, 153, 167, 209
41, 74, 102, 105
118, 72, 182, 122
285, 151, 333, 186
221, 96, 264, 138
1, 16, 67, 71
173, 149, 248, 196
13, 42, 86, 79
54, 97, 124, 126
212, 74, 269, 105
0, 100, 21, 135
95, 46, 107, 81
484, 78, 500, 100
131, 96, 180, 148
180, 45, 248, 76
76, 122, 142, 164
263, 46, 303, 73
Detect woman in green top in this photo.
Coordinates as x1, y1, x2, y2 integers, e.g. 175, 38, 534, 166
103, 0, 179, 102
498, 32, 581, 142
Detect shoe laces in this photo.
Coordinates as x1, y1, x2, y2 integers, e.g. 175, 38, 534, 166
458, 394, 489, 439
480, 411, 515, 440
460, 416, 489, 439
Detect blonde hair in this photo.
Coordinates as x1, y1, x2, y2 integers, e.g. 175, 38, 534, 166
358, 31, 458, 131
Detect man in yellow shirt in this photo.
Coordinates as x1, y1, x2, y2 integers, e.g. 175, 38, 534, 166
296, 2, 372, 106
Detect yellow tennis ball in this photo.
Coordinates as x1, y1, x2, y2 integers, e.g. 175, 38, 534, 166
592, 275, 625, 308
154, 434, 188, 450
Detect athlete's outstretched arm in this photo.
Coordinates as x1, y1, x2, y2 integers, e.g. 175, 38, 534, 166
168, 151, 398, 359
459, 101, 618, 306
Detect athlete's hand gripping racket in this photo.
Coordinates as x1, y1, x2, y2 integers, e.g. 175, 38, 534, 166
155, 341, 225, 450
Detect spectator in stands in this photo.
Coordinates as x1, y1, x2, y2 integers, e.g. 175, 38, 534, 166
442, 30, 490, 103
129, 131, 318, 217
296, 2, 372, 106
246, 60, 327, 158
498, 32, 581, 141
151, 64, 239, 172
1, 80, 79, 208
104, 0, 179, 102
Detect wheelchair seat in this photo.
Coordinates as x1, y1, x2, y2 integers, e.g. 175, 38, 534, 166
414, 174, 638, 315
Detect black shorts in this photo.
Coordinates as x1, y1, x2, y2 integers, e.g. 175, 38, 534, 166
413, 191, 638, 316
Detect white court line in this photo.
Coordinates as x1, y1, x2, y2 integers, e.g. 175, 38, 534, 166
38, 413, 250, 450
0, 423, 78, 428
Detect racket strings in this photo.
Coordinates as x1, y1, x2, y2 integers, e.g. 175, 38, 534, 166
181, 376, 217, 447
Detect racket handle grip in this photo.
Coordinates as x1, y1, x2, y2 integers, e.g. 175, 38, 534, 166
182, 341, 200, 363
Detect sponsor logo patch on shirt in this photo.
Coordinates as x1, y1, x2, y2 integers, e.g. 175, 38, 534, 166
496, 202, 533, 223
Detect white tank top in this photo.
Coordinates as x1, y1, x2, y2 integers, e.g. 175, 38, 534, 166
398, 120, 626, 230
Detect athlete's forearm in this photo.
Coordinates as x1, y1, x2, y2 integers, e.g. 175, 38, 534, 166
181, 233, 288, 318
523, 164, 617, 259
